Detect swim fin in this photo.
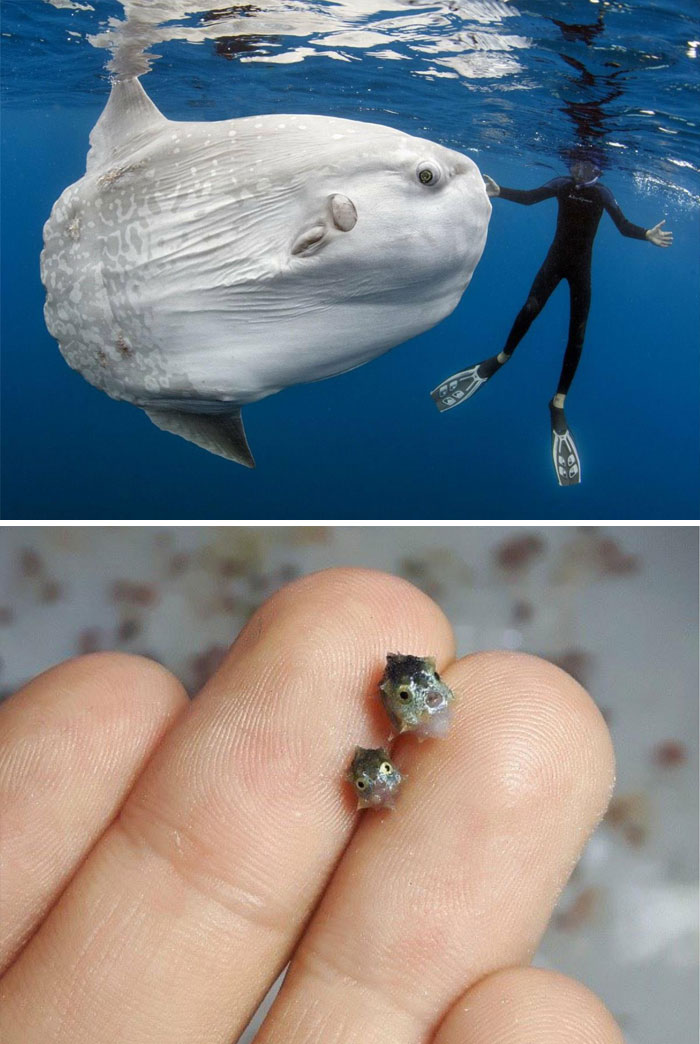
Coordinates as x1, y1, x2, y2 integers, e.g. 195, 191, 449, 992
430, 354, 503, 412
549, 400, 581, 486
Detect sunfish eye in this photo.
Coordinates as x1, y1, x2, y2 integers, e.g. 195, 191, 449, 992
417, 162, 441, 186
356, 779, 367, 790
380, 762, 393, 774
398, 689, 411, 701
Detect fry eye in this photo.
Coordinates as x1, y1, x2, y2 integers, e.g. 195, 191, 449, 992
398, 689, 411, 701
356, 779, 367, 790
380, 762, 393, 774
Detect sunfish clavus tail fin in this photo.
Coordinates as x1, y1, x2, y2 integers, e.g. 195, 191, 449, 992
87, 77, 167, 175
144, 407, 255, 468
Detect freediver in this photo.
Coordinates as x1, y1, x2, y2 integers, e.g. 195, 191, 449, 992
430, 159, 673, 486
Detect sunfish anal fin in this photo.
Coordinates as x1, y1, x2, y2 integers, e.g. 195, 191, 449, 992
87, 78, 167, 175
144, 407, 255, 468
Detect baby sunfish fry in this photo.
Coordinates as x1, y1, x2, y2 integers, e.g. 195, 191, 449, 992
346, 747, 403, 810
379, 653, 454, 739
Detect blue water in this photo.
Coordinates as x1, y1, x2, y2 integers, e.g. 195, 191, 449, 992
2, 0, 699, 520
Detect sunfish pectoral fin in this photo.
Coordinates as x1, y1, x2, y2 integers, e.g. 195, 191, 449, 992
87, 77, 167, 175
143, 406, 255, 468
290, 194, 358, 257
291, 222, 329, 257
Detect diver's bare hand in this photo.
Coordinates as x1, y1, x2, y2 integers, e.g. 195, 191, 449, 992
0, 569, 622, 1044
483, 173, 500, 196
646, 219, 673, 247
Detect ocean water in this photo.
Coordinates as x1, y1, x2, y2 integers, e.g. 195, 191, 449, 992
1, 0, 698, 520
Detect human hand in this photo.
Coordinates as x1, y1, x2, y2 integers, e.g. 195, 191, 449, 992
483, 173, 500, 197
0, 568, 621, 1044
645, 219, 673, 247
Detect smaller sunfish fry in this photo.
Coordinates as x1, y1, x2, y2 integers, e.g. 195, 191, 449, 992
346, 746, 403, 810
379, 652, 454, 739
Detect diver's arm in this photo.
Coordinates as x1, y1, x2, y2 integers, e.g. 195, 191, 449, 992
488, 177, 566, 205
599, 185, 648, 239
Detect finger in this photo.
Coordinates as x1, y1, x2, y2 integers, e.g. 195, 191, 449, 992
434, 967, 623, 1044
0, 653, 186, 973
255, 652, 614, 1044
1, 569, 455, 1044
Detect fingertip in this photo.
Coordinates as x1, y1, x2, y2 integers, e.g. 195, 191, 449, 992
246, 567, 454, 647
2, 651, 188, 743
436, 966, 624, 1044
450, 650, 616, 819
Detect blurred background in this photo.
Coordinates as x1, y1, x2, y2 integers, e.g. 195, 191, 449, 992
1, 525, 697, 1043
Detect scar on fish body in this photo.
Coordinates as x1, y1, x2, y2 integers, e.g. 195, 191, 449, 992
379, 652, 454, 739
346, 746, 403, 810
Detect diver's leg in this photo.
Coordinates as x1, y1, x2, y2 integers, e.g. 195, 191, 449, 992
501, 254, 562, 360
552, 265, 591, 405
431, 254, 561, 412
549, 266, 591, 486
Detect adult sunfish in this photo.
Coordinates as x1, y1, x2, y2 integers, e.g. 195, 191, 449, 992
41, 78, 491, 466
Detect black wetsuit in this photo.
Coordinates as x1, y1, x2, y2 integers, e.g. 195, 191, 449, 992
498, 177, 647, 394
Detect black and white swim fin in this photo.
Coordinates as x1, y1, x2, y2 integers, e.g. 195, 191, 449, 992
430, 355, 502, 412
549, 401, 581, 486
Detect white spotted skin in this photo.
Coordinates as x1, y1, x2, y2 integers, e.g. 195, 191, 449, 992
41, 81, 491, 409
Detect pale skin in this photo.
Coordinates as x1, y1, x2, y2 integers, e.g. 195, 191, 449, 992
483, 173, 672, 408
0, 568, 623, 1044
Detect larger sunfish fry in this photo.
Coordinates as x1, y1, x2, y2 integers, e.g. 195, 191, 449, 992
41, 77, 491, 466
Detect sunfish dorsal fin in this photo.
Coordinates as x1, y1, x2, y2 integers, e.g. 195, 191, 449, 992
87, 77, 167, 174
144, 406, 255, 468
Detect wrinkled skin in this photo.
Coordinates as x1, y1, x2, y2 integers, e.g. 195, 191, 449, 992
379, 652, 454, 739
41, 78, 491, 461
346, 746, 403, 810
